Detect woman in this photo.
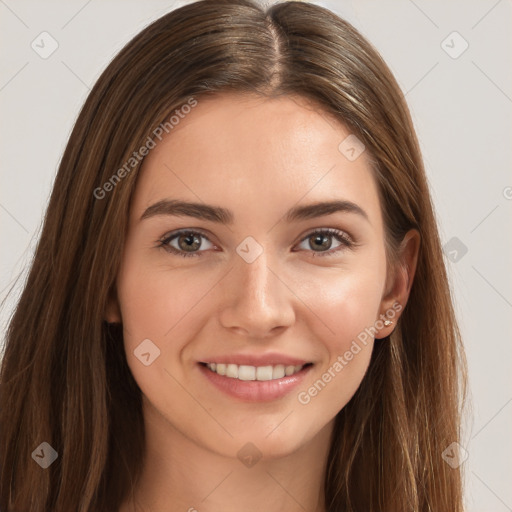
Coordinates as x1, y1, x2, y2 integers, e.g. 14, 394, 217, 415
0, 0, 468, 510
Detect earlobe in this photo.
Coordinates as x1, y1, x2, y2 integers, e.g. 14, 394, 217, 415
375, 229, 420, 339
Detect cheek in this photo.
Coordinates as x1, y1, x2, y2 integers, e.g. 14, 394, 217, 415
117, 255, 218, 346
315, 278, 380, 329
295, 257, 386, 349
116, 264, 216, 427
114, 249, 212, 387
290, 261, 385, 414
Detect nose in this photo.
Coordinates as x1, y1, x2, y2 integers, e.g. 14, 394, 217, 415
218, 248, 295, 339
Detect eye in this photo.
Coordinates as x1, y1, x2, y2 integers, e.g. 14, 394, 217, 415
295, 228, 354, 257
158, 229, 215, 258
158, 227, 355, 259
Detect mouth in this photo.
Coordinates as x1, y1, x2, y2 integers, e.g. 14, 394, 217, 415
198, 361, 314, 402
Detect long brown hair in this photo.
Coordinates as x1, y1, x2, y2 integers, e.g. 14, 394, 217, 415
0, 0, 468, 510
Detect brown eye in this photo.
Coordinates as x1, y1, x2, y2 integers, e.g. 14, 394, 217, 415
177, 232, 202, 252
308, 233, 333, 252
295, 228, 353, 257
160, 230, 214, 258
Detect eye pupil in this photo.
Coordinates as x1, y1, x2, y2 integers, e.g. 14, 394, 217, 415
178, 232, 201, 252
310, 234, 331, 251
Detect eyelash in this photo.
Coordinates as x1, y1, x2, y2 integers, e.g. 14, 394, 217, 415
158, 228, 355, 259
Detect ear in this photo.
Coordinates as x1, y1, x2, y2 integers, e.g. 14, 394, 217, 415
375, 229, 420, 339
105, 286, 122, 324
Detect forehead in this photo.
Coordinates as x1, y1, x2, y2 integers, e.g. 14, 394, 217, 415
131, 93, 382, 229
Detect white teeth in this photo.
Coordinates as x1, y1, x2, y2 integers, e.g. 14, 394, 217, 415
256, 365, 273, 381
272, 364, 285, 379
238, 365, 256, 381
205, 362, 306, 381
285, 365, 295, 376
226, 364, 238, 378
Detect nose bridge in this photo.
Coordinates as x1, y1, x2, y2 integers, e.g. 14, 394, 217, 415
218, 241, 295, 335
235, 245, 278, 307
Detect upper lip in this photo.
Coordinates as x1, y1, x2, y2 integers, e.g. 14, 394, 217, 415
199, 352, 311, 367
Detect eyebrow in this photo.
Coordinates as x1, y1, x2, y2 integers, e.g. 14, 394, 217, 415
140, 199, 369, 224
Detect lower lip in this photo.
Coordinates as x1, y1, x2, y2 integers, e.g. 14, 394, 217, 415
198, 363, 312, 402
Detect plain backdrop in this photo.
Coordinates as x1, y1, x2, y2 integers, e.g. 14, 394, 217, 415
1, 1, 511, 510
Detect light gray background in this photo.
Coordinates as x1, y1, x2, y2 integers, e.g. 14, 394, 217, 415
1, 1, 511, 510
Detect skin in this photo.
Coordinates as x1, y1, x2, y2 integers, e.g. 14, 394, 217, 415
110, 93, 419, 512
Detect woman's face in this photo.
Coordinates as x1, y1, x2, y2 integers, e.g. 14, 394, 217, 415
110, 93, 398, 459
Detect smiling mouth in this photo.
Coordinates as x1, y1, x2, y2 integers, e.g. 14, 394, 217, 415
200, 362, 313, 381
